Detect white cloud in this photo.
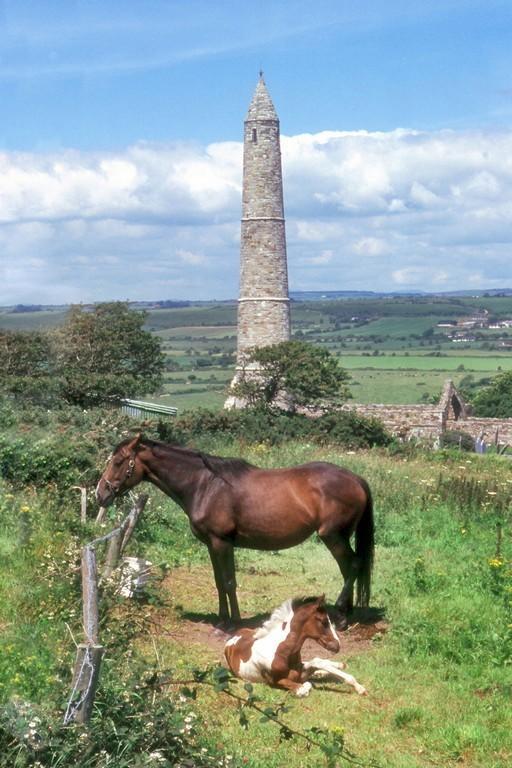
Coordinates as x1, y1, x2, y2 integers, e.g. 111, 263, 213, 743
2, 127, 512, 303
353, 237, 389, 257
176, 249, 207, 265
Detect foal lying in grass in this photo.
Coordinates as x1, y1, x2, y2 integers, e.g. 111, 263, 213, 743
224, 596, 367, 697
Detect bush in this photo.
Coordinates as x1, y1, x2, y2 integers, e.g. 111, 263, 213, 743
312, 411, 391, 449
439, 429, 475, 452
157, 407, 391, 449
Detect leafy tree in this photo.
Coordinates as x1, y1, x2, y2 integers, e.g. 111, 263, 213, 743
55, 302, 164, 407
231, 340, 351, 411
471, 371, 512, 417
0, 330, 58, 405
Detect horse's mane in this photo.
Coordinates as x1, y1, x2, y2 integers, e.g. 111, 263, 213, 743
114, 435, 254, 482
253, 596, 323, 639
253, 598, 294, 639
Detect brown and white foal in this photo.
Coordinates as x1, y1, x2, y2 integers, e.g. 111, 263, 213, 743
224, 596, 367, 697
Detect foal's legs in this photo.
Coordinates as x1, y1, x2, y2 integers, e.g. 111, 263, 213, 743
207, 536, 241, 627
302, 658, 367, 695
319, 533, 360, 629
275, 678, 312, 697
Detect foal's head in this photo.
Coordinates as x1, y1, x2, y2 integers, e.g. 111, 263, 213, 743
96, 434, 145, 507
293, 596, 340, 654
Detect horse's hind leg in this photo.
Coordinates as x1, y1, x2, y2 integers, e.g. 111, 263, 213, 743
320, 533, 359, 629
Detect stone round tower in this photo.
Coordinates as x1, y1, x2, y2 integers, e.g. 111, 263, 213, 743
226, 74, 290, 406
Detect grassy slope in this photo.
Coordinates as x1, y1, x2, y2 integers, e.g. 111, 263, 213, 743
1, 443, 511, 767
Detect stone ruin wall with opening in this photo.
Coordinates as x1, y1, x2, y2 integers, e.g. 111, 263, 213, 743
342, 380, 512, 446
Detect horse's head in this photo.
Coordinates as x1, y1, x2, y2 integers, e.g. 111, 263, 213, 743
95, 434, 145, 507
299, 596, 340, 654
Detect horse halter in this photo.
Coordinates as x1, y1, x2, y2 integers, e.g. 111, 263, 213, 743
104, 454, 136, 496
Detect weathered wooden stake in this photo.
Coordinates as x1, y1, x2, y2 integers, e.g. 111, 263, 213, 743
82, 545, 99, 644
72, 486, 88, 524
69, 643, 104, 725
102, 529, 123, 582
121, 494, 148, 553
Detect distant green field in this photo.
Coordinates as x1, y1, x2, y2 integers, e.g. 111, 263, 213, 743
348, 370, 490, 404
334, 316, 439, 337
145, 304, 237, 329
2, 296, 511, 410
0, 309, 66, 330
156, 325, 236, 339
338, 354, 509, 371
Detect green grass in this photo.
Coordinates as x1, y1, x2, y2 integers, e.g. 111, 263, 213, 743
333, 316, 439, 337
0, 309, 67, 330
1, 442, 511, 767
155, 325, 236, 339
338, 354, 512, 371
145, 304, 237, 329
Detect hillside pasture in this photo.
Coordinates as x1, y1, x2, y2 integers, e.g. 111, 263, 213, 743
1, 437, 511, 767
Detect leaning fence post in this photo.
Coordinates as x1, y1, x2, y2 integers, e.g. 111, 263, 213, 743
121, 494, 148, 554
102, 529, 123, 582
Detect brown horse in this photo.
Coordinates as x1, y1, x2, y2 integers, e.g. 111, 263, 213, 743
95, 435, 374, 629
224, 595, 367, 696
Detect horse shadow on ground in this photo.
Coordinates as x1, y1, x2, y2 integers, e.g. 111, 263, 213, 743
177, 603, 387, 633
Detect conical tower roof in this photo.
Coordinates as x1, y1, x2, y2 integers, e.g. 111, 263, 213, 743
246, 74, 278, 121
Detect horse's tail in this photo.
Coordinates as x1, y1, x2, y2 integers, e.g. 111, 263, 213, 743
355, 481, 374, 608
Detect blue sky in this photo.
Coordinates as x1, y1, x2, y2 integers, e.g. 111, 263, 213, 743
1, 0, 512, 303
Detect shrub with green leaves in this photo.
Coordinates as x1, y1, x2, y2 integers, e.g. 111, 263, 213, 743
158, 406, 391, 450
439, 429, 475, 452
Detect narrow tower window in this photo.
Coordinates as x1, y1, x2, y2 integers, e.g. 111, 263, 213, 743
252, 128, 257, 143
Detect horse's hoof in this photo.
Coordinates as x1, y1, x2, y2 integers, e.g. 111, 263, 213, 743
296, 682, 312, 697
214, 619, 232, 632
335, 615, 349, 631
215, 619, 239, 633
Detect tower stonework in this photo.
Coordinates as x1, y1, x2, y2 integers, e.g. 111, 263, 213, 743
226, 75, 290, 406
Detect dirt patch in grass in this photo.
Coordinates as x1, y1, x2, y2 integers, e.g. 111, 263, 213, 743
158, 566, 388, 662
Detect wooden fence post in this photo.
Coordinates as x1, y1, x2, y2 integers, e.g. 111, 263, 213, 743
69, 643, 104, 725
65, 544, 104, 725
102, 529, 123, 582
72, 486, 88, 525
121, 494, 148, 553
64, 495, 146, 726
82, 545, 99, 643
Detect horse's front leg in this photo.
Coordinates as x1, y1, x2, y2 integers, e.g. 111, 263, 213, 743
207, 540, 229, 625
274, 678, 312, 697
208, 535, 241, 628
302, 657, 367, 695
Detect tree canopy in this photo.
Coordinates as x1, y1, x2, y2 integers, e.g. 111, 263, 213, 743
55, 303, 164, 407
472, 371, 512, 418
231, 340, 351, 411
1, 302, 165, 408
0, 329, 57, 405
